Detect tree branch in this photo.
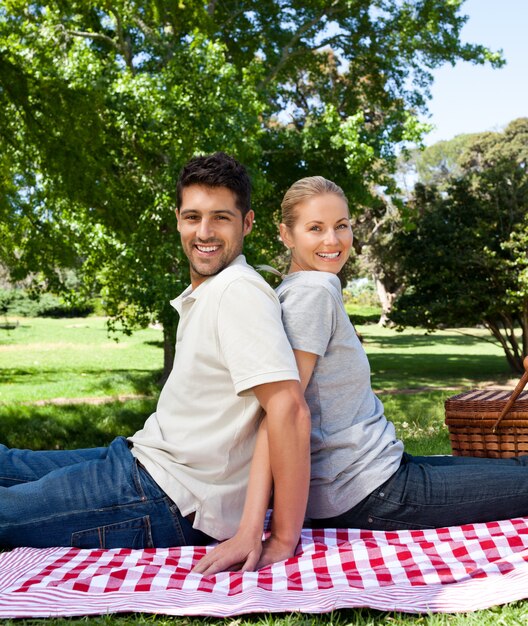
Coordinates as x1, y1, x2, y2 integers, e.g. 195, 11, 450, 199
66, 29, 120, 50
68, 8, 135, 73
499, 311, 521, 361
262, 2, 346, 86
207, 0, 219, 16
215, 6, 251, 35
133, 15, 160, 41
109, 7, 135, 73
450, 327, 502, 347
485, 318, 523, 373
523, 300, 528, 356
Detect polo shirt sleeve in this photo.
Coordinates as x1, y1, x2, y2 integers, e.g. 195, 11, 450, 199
217, 277, 300, 396
280, 284, 337, 356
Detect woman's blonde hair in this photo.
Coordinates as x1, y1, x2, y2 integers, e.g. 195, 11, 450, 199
280, 176, 348, 229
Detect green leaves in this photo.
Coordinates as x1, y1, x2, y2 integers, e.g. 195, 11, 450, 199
393, 119, 528, 372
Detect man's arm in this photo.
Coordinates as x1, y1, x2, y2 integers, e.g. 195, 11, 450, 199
256, 352, 316, 566
253, 378, 311, 566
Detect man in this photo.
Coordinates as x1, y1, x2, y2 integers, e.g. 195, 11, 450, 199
0, 152, 311, 572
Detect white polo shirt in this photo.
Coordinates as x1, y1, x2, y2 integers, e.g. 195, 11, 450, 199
129, 256, 299, 539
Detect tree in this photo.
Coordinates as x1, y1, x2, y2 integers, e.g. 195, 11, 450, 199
346, 191, 406, 325
0, 0, 503, 378
402, 132, 478, 189
392, 118, 528, 373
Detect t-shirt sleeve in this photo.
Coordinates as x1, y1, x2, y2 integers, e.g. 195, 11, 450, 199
217, 277, 300, 395
280, 284, 336, 356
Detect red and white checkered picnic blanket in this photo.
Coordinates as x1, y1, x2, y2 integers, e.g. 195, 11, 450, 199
2, 518, 528, 618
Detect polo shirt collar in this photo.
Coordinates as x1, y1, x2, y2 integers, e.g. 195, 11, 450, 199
170, 255, 248, 313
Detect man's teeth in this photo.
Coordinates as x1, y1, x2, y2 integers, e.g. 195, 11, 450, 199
317, 252, 340, 259
197, 245, 219, 252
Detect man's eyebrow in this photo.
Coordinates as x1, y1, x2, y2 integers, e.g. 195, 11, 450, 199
179, 208, 238, 216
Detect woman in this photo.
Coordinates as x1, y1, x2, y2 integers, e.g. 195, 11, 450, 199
195, 176, 528, 575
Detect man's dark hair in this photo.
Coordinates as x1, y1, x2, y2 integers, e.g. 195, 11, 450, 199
176, 152, 251, 216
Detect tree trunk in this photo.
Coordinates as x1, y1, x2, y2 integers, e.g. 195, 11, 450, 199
484, 318, 524, 375
522, 300, 528, 358
160, 320, 177, 386
374, 275, 402, 326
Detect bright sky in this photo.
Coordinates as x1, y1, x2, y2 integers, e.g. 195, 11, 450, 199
421, 0, 528, 146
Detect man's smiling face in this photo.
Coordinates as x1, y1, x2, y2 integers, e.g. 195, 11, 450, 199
176, 185, 254, 289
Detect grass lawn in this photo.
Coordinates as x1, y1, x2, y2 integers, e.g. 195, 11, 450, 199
0, 317, 163, 404
0, 316, 525, 624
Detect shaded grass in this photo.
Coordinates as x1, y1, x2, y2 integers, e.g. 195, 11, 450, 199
0, 399, 156, 450
361, 326, 510, 390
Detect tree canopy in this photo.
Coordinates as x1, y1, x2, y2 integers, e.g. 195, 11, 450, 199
402, 132, 479, 188
392, 118, 528, 373
0, 0, 503, 376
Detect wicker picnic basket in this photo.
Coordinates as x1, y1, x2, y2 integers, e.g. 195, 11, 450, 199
445, 356, 528, 458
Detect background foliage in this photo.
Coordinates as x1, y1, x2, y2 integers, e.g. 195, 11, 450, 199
392, 118, 528, 373
0, 0, 501, 376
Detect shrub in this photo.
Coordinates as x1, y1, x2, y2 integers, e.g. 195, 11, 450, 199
0, 288, 94, 317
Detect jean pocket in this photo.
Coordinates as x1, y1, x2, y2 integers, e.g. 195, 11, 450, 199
71, 515, 154, 549
367, 514, 433, 531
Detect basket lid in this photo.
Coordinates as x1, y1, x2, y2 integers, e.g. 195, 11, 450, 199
445, 388, 528, 412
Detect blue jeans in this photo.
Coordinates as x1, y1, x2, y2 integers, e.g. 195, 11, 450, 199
0, 437, 213, 549
312, 452, 528, 530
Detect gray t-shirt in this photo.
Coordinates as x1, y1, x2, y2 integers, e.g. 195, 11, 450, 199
276, 271, 404, 519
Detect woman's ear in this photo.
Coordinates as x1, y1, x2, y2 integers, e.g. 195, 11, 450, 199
279, 223, 294, 250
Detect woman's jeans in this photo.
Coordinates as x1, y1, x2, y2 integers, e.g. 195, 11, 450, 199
0, 436, 212, 549
313, 452, 528, 531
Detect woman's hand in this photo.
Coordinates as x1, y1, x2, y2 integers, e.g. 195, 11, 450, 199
192, 531, 263, 576
257, 534, 296, 569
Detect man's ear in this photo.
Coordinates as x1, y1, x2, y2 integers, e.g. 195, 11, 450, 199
279, 223, 293, 250
243, 210, 254, 236
175, 208, 181, 232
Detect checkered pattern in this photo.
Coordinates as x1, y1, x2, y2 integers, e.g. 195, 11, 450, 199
2, 518, 528, 617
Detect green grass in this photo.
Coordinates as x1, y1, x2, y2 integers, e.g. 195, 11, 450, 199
345, 303, 382, 324
362, 326, 511, 390
0, 398, 156, 450
0, 317, 163, 403
345, 303, 382, 317
0, 318, 525, 624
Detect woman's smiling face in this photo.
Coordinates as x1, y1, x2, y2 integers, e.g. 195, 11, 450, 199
280, 193, 353, 274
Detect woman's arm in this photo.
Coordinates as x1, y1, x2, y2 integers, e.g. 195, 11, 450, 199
293, 349, 318, 392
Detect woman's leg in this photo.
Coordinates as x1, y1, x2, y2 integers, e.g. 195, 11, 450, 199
0, 437, 213, 549
313, 453, 528, 531
404, 452, 528, 467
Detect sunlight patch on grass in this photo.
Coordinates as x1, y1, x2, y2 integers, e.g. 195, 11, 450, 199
0, 317, 164, 403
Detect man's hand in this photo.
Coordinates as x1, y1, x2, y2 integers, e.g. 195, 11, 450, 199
192, 531, 263, 576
